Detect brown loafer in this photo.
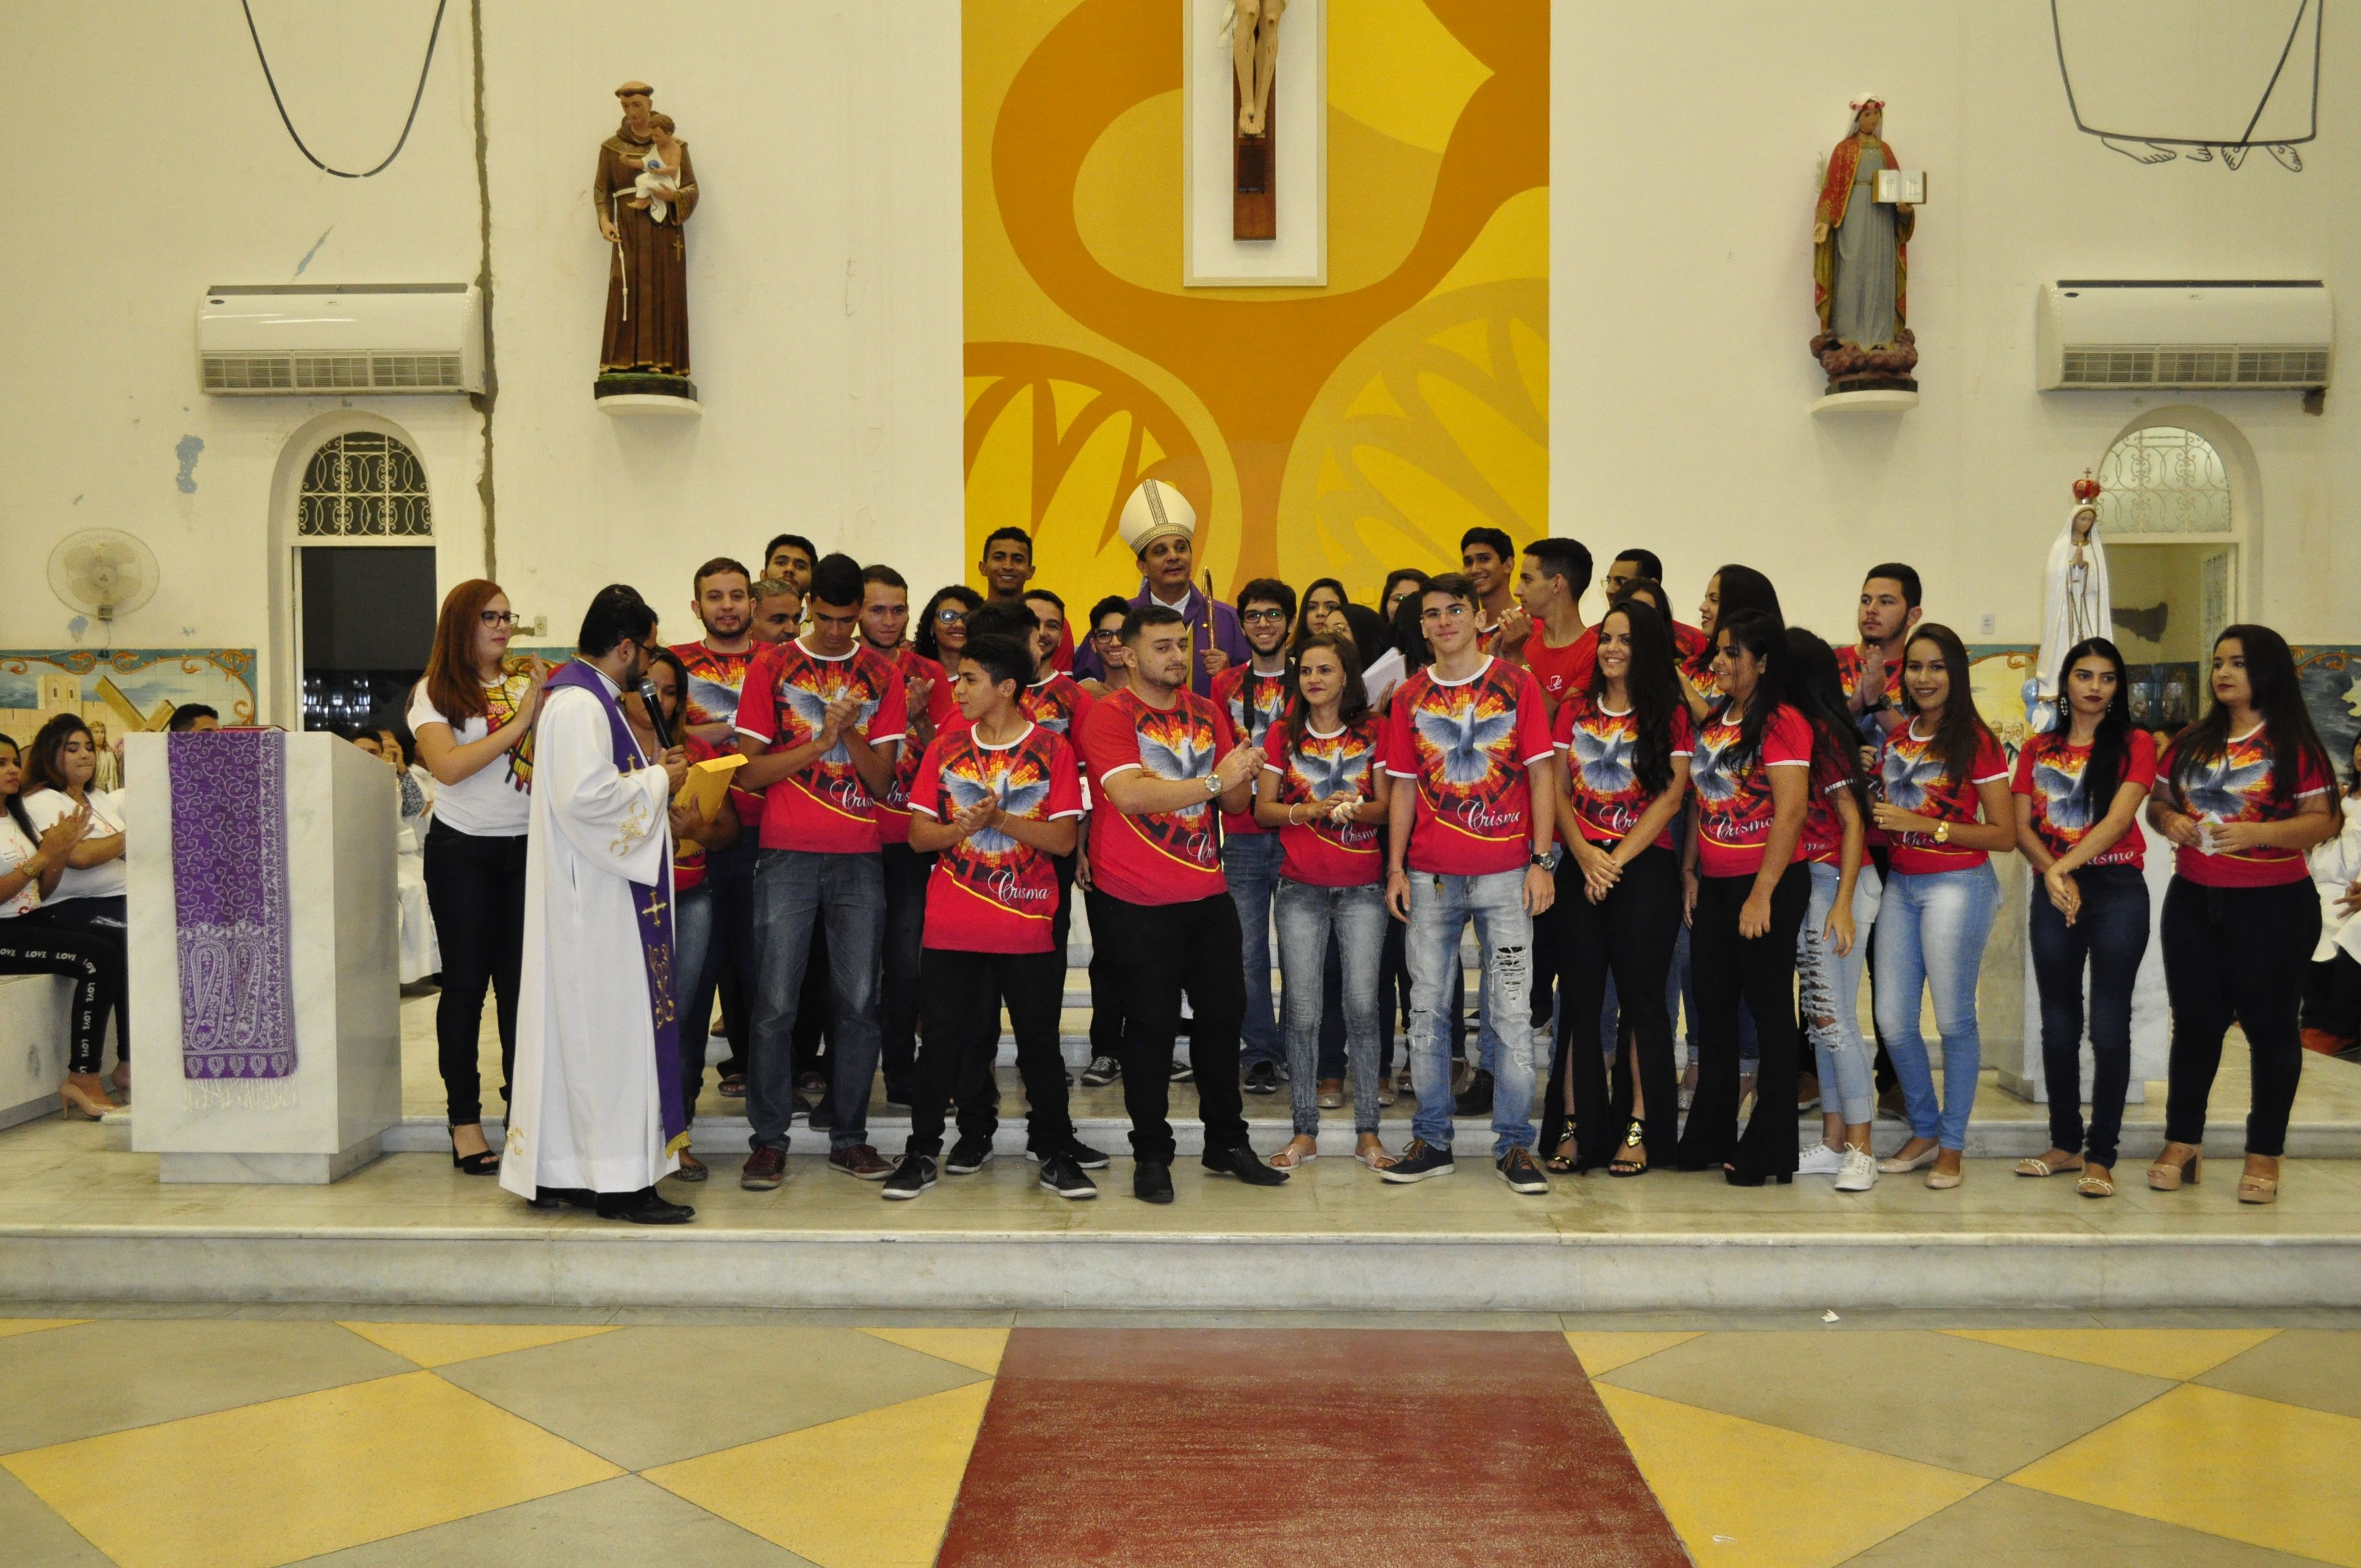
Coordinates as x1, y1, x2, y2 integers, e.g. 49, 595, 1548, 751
829, 1143, 893, 1180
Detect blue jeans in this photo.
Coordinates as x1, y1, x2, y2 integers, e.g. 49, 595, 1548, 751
2028, 863, 2151, 1169
1873, 861, 2000, 1150
1275, 879, 1387, 1135
1799, 861, 1882, 1128
1226, 830, 1285, 1066
1405, 868, 1537, 1156
749, 848, 886, 1152
672, 880, 719, 1123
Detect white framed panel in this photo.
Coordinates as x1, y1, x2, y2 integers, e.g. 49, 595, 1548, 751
1183, 0, 1327, 287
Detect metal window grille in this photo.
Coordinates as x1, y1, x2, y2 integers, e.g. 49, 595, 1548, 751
296, 432, 432, 538
2095, 426, 2231, 535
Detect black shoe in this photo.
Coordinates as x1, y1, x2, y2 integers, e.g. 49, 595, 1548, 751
594, 1187, 696, 1224
1243, 1061, 1280, 1096
1168, 1059, 1194, 1084
1037, 1153, 1098, 1200
882, 1153, 937, 1200
1133, 1161, 1174, 1203
1455, 1069, 1494, 1117
527, 1185, 587, 1211
1079, 1055, 1122, 1087
1381, 1139, 1456, 1184
672, 1150, 710, 1183
1497, 1147, 1549, 1195
1723, 1165, 1794, 1188
1027, 1140, 1111, 1170
944, 1136, 994, 1175
1202, 1144, 1290, 1186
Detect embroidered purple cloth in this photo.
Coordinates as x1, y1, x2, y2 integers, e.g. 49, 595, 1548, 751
169, 729, 296, 1083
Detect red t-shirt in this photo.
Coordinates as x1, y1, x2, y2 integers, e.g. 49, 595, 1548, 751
908, 722, 1085, 952
1213, 662, 1292, 837
1380, 657, 1556, 877
1079, 688, 1238, 906
1263, 715, 1384, 886
1691, 702, 1814, 878
2012, 728, 2158, 870
1875, 721, 2011, 875
1021, 672, 1097, 810
1522, 633, 1597, 713
1835, 643, 1907, 707
2159, 723, 2334, 888
733, 638, 910, 854
670, 734, 722, 892
1552, 695, 1693, 851
874, 647, 958, 847
676, 640, 764, 823
1798, 746, 1857, 867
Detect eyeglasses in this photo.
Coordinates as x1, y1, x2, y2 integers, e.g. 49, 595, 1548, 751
1089, 627, 1123, 641
1241, 608, 1288, 625
479, 611, 520, 628
934, 608, 967, 625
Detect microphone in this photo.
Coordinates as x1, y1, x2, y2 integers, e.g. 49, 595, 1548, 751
635, 678, 674, 754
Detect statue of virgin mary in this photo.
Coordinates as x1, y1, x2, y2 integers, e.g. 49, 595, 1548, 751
2025, 478, 2113, 732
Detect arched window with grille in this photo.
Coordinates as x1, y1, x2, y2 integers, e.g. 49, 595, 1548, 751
2093, 418, 2243, 728
298, 431, 433, 538
288, 426, 440, 732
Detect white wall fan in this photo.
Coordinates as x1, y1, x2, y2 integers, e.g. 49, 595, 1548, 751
48, 529, 160, 624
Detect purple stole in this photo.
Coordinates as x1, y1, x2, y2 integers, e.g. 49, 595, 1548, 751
546, 661, 688, 1151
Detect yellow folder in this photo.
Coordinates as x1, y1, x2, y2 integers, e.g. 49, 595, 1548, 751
674, 753, 746, 819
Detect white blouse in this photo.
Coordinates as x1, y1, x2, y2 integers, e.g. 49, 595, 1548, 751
0, 812, 40, 918
20, 788, 127, 903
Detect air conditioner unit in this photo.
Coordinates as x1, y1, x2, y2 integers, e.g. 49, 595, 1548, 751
2037, 280, 2331, 391
197, 284, 485, 396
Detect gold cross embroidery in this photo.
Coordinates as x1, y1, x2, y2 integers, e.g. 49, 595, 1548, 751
641, 887, 668, 923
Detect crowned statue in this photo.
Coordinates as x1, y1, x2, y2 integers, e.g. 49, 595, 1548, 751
595, 81, 699, 398
2024, 472, 2113, 732
1811, 96, 1918, 396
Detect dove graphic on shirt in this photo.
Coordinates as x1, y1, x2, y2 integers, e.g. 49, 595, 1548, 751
943, 767, 1051, 856
1291, 741, 1366, 803
2032, 756, 2096, 831
1413, 699, 1516, 787
2182, 750, 2272, 820
782, 683, 881, 769
1879, 743, 1948, 813
687, 673, 743, 729
1689, 727, 1742, 803
1569, 721, 1636, 798
1138, 728, 1216, 825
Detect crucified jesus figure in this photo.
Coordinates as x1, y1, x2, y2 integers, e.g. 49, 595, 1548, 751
1231, 0, 1286, 137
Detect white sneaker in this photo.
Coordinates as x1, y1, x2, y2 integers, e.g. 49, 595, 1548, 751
1797, 1142, 1847, 1177
1835, 1146, 1879, 1192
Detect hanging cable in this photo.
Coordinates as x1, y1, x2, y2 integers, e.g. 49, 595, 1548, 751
240, 0, 449, 178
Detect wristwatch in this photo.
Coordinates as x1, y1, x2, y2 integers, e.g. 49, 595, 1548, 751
1934, 820, 1951, 845
1531, 847, 1562, 871
1204, 774, 1222, 798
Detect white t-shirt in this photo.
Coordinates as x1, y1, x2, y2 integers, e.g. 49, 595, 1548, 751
21, 788, 127, 903
0, 812, 41, 918
406, 672, 535, 838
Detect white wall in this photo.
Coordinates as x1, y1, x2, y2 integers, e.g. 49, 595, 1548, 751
2, 1, 962, 725
1551, 0, 2359, 645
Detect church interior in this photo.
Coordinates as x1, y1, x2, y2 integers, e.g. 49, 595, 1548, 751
3, 3, 2359, 1564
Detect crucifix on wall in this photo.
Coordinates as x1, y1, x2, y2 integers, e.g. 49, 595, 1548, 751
1230, 0, 1284, 239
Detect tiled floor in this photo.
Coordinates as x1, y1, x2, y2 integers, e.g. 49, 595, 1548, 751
1, 1313, 2355, 1567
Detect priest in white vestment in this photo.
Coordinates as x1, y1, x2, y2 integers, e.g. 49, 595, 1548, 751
500, 586, 696, 1223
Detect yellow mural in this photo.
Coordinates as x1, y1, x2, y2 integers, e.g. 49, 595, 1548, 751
964, 0, 1548, 607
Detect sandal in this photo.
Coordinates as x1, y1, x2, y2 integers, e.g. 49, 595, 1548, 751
1356, 1140, 1398, 1171
2148, 1142, 2203, 1191
2076, 1164, 2114, 1198
1544, 1131, 1581, 1174
2015, 1152, 2085, 1178
2238, 1154, 2280, 1205
1267, 1139, 1319, 1170
717, 1073, 748, 1099
1609, 1120, 1647, 1178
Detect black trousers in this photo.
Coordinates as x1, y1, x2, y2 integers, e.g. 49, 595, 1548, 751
909, 946, 1073, 1157
2162, 875, 2319, 1157
2305, 949, 2361, 1043
1094, 892, 1249, 1162
1082, 884, 1127, 1059
1, 916, 125, 1074
1542, 846, 1682, 1167
2027, 864, 2151, 1169
1674, 863, 1810, 1175
421, 820, 526, 1125
879, 842, 933, 1096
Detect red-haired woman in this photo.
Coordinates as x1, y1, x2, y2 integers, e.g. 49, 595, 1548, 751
407, 580, 548, 1175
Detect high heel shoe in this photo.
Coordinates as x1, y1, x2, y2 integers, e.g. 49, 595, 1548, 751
59, 1082, 123, 1120
1723, 1163, 1792, 1187
449, 1127, 501, 1175
2147, 1142, 2202, 1191
1609, 1119, 1648, 1178
2237, 1155, 2280, 1205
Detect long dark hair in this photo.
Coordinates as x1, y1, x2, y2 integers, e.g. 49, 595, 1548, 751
915, 584, 982, 664
2044, 636, 2134, 808
0, 733, 33, 845
644, 646, 692, 732
1283, 633, 1372, 737
1290, 578, 1350, 658
2168, 624, 2336, 807
1900, 623, 1995, 786
1785, 627, 1866, 814
1590, 603, 1681, 796
1388, 594, 1433, 674
1690, 564, 1783, 678
1713, 609, 1786, 764
26, 713, 94, 796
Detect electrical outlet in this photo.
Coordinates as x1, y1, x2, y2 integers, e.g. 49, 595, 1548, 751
1979, 613, 1996, 636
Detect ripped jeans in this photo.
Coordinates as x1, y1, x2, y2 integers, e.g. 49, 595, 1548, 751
1798, 859, 1883, 1128
1405, 867, 1537, 1157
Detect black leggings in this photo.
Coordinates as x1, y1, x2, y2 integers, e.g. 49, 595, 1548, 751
2162, 874, 2319, 1158
1674, 863, 1810, 1175
421, 820, 527, 1125
1542, 846, 1682, 1167
0, 916, 126, 1074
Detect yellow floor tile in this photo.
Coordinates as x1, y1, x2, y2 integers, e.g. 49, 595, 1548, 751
1564, 1330, 1701, 1376
1594, 1384, 1985, 1568
337, 1321, 618, 1369
0, 1371, 622, 1568
856, 1326, 1010, 1376
646, 1381, 995, 1568
0, 1318, 85, 1341
1943, 1328, 2281, 1383
2010, 1383, 2361, 1567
